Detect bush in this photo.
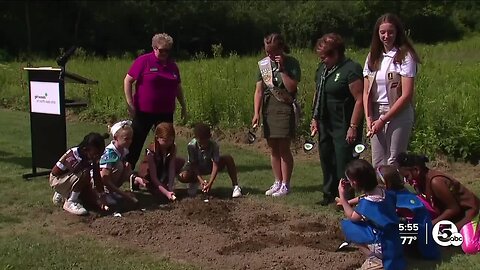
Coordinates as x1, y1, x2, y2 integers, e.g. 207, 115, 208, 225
1, 36, 479, 162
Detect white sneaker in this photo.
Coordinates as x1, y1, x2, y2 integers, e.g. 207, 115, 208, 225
188, 182, 199, 197
272, 184, 289, 197
265, 181, 281, 196
63, 200, 88, 216
232, 186, 242, 198
52, 192, 63, 206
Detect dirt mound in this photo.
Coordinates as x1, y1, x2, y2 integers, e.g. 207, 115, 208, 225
50, 196, 363, 270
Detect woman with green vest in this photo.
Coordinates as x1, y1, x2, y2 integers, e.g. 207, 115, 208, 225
252, 33, 301, 197
363, 13, 420, 168
310, 33, 364, 206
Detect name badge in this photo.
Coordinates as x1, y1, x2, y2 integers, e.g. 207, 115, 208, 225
149, 67, 158, 72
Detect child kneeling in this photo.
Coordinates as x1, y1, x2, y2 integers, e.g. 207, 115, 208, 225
50, 132, 109, 215
338, 159, 405, 270
178, 123, 242, 198
136, 123, 184, 201
99, 120, 145, 206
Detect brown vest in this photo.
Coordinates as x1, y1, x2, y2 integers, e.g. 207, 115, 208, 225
365, 55, 410, 120
138, 141, 174, 183
424, 170, 480, 223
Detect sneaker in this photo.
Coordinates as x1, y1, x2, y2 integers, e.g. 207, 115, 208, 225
188, 182, 199, 197
265, 181, 281, 196
63, 200, 88, 216
52, 192, 63, 206
272, 184, 289, 197
357, 256, 383, 270
232, 186, 242, 198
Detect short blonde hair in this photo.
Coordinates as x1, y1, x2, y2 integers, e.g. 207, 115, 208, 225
152, 33, 174, 48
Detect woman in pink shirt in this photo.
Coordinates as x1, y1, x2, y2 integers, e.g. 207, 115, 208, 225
124, 33, 187, 169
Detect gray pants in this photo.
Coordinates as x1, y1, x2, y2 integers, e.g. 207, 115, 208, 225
371, 103, 414, 168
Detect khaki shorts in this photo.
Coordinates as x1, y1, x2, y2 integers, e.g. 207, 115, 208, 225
49, 170, 89, 198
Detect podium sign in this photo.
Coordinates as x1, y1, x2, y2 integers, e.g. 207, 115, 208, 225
30, 81, 61, 115
23, 67, 97, 179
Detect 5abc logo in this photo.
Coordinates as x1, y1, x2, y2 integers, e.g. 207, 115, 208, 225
432, 220, 463, 247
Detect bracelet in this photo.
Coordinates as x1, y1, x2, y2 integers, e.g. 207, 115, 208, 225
349, 123, 358, 129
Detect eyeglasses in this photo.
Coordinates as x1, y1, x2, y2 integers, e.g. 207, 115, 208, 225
153, 46, 171, 53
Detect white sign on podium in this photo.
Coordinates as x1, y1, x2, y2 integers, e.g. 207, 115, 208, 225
29, 81, 61, 115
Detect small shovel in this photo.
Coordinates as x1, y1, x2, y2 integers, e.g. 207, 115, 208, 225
335, 241, 350, 252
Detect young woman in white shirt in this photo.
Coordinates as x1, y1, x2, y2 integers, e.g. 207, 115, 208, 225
363, 13, 421, 167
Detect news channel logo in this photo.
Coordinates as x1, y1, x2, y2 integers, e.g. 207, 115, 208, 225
432, 220, 463, 247
398, 220, 463, 246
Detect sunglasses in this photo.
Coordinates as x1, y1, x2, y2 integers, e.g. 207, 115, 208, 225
153, 47, 171, 53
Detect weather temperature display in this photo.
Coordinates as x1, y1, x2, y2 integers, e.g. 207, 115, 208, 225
399, 223, 419, 245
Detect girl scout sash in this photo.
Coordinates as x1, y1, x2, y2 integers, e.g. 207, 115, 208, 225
258, 56, 301, 127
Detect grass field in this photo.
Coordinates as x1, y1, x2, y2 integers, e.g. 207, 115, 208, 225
1, 35, 480, 160
0, 109, 480, 269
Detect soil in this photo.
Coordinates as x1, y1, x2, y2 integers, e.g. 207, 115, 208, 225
50, 112, 478, 270
46, 195, 364, 270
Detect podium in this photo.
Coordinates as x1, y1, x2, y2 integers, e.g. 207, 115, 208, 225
22, 67, 97, 179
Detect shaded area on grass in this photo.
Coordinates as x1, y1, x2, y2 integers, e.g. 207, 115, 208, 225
0, 230, 195, 270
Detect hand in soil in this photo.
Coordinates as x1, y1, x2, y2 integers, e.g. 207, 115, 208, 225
167, 192, 176, 201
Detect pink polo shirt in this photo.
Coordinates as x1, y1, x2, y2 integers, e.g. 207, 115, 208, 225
128, 52, 181, 114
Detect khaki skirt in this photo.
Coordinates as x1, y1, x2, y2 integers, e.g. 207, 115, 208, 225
262, 96, 295, 139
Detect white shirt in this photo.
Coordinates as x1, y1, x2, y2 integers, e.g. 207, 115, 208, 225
363, 48, 417, 104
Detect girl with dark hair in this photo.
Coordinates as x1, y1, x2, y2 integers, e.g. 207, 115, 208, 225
363, 13, 421, 168
396, 152, 480, 254
50, 132, 109, 215
338, 159, 405, 270
252, 33, 301, 197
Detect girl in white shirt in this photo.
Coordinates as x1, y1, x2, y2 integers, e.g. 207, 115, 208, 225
363, 13, 421, 167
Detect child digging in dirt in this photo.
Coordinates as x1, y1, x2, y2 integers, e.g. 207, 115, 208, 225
50, 132, 109, 216
337, 165, 440, 261
338, 159, 405, 270
135, 122, 184, 202
99, 120, 146, 207
376, 165, 440, 260
396, 152, 480, 255
178, 123, 242, 198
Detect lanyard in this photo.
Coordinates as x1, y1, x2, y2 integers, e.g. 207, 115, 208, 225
313, 62, 342, 120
